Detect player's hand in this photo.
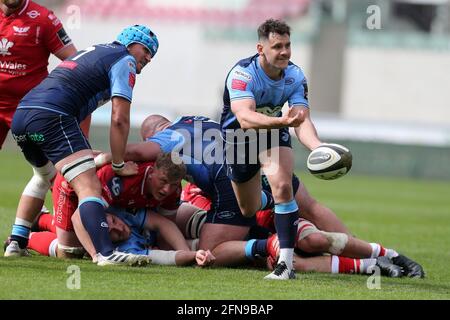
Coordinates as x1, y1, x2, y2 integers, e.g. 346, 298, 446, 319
195, 249, 216, 267
114, 161, 138, 176
281, 107, 306, 127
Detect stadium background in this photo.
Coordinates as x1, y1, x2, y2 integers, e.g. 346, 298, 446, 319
3, 0, 450, 180
1, 0, 450, 301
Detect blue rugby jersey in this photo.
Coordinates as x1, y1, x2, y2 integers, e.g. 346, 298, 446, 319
18, 42, 137, 122
147, 116, 224, 196
221, 54, 309, 131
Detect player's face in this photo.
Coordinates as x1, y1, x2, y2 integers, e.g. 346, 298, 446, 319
258, 32, 291, 71
148, 168, 180, 201
107, 214, 131, 243
128, 43, 152, 74
1, 0, 23, 9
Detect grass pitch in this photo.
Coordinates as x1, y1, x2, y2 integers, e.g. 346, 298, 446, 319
1, 150, 449, 300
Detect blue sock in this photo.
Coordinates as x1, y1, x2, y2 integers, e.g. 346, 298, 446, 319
274, 200, 299, 248
11, 225, 31, 249
260, 190, 274, 210
244, 239, 268, 260
79, 197, 114, 256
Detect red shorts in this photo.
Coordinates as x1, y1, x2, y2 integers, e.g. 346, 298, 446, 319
52, 173, 78, 231
0, 104, 16, 149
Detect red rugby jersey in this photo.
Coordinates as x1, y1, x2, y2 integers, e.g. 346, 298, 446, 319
98, 162, 181, 213
0, 0, 72, 107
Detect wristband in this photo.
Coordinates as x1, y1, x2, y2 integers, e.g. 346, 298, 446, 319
112, 161, 125, 171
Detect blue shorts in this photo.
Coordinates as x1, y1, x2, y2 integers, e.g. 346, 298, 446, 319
224, 127, 292, 183
11, 109, 91, 167
206, 167, 256, 227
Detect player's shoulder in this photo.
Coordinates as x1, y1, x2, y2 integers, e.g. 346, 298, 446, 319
229, 54, 258, 80
26, 1, 60, 26
284, 61, 307, 85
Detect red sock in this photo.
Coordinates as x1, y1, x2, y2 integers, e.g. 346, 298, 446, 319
370, 243, 386, 257
28, 232, 57, 256
338, 256, 361, 274
38, 214, 56, 233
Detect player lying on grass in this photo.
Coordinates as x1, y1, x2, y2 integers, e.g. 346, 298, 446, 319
95, 115, 351, 265
26, 208, 215, 267
7, 153, 186, 265
178, 182, 425, 278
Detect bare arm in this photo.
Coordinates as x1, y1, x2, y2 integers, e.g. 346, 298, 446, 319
54, 44, 77, 61
232, 99, 304, 130
124, 141, 163, 162
145, 211, 190, 251
293, 107, 322, 150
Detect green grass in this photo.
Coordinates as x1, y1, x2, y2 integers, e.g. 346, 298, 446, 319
1, 150, 450, 299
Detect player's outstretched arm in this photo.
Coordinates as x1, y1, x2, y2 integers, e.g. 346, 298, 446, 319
292, 106, 322, 150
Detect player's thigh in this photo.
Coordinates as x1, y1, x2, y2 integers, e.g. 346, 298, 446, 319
198, 223, 249, 251
229, 174, 262, 216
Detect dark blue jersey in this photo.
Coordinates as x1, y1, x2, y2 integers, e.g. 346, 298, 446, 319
147, 116, 224, 196
18, 42, 137, 122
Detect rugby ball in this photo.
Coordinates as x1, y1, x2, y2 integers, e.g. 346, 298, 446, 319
307, 144, 352, 180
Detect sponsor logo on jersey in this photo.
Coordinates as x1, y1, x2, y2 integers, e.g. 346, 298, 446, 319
13, 26, 30, 36
285, 77, 295, 85
0, 60, 27, 70
233, 69, 252, 81
57, 28, 72, 46
231, 79, 247, 91
58, 61, 77, 70
281, 131, 290, 142
129, 72, 136, 88
100, 222, 109, 228
47, 13, 61, 26
26, 10, 40, 19
256, 105, 283, 117
109, 177, 122, 197
0, 38, 14, 56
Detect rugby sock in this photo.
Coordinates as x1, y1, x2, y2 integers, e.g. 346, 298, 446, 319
260, 190, 274, 210
28, 232, 57, 257
10, 218, 32, 249
37, 213, 56, 233
274, 200, 299, 270
370, 243, 399, 259
244, 239, 268, 260
79, 198, 114, 256
331, 256, 377, 274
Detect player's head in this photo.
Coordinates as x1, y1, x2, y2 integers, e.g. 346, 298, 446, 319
147, 153, 186, 201
106, 214, 131, 243
117, 25, 159, 74
257, 19, 291, 71
1, 0, 24, 10
141, 114, 171, 140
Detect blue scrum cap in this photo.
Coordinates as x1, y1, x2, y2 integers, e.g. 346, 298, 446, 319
117, 25, 159, 57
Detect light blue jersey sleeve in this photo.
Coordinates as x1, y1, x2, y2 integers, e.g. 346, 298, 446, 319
107, 207, 147, 233
226, 66, 255, 102
108, 55, 137, 102
288, 72, 309, 108
147, 129, 186, 153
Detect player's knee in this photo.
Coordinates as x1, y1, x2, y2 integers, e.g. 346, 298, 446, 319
61, 155, 96, 183
57, 244, 86, 259
299, 233, 329, 253
270, 181, 293, 201
319, 231, 348, 255
23, 162, 56, 200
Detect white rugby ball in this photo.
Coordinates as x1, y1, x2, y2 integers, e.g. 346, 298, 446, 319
307, 144, 352, 180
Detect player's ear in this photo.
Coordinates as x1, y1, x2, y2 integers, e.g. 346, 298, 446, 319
257, 42, 264, 55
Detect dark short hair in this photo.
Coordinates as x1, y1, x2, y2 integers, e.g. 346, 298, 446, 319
258, 19, 291, 40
